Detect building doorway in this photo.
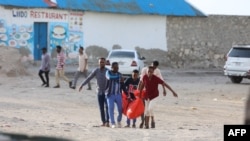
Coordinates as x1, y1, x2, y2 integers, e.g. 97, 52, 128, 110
33, 22, 48, 60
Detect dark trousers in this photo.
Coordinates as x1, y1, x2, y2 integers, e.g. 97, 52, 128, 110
140, 99, 145, 123
39, 70, 50, 86
98, 94, 109, 124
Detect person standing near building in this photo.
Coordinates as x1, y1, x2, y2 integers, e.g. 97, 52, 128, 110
38, 47, 50, 87
124, 69, 140, 128
78, 57, 109, 127
105, 62, 127, 128
70, 46, 91, 90
139, 66, 178, 129
53, 45, 71, 88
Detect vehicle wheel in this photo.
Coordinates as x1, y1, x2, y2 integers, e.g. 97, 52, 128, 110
230, 76, 243, 83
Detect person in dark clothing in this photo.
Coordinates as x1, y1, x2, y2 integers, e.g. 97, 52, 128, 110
123, 69, 140, 128
38, 47, 50, 87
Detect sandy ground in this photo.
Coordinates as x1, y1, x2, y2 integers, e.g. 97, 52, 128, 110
0, 65, 249, 141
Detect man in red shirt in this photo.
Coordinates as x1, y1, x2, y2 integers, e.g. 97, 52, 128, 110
139, 66, 178, 129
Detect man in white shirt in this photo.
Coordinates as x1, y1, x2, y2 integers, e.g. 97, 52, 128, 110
70, 46, 91, 90
140, 61, 164, 80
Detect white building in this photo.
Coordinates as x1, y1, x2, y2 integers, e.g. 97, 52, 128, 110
0, 0, 204, 61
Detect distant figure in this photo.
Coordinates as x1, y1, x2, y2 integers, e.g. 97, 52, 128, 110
70, 46, 91, 90
79, 58, 109, 127
139, 66, 178, 129
38, 47, 50, 87
53, 45, 71, 88
105, 62, 127, 128
124, 69, 140, 128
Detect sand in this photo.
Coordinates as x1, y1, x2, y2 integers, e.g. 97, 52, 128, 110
0, 46, 249, 141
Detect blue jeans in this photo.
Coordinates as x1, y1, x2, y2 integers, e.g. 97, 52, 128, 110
106, 94, 122, 125
98, 93, 109, 124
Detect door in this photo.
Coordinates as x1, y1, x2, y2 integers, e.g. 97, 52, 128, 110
34, 22, 48, 60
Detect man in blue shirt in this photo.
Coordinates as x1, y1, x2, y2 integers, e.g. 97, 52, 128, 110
105, 62, 127, 128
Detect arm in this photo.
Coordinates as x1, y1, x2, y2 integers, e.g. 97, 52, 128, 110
84, 58, 88, 71
137, 80, 144, 90
60, 52, 65, 68
124, 77, 130, 91
83, 52, 88, 71
44, 54, 50, 71
162, 84, 167, 96
79, 68, 96, 92
138, 81, 144, 98
162, 82, 178, 97
138, 76, 145, 98
120, 79, 128, 96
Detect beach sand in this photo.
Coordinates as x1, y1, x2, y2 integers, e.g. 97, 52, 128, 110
0, 46, 249, 141
0, 69, 249, 141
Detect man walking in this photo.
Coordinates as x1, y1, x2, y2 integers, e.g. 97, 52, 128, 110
105, 62, 127, 128
38, 47, 50, 87
79, 58, 109, 127
53, 45, 71, 88
139, 66, 178, 129
138, 60, 166, 128
70, 46, 91, 90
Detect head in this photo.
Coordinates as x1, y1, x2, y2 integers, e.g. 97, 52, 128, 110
151, 60, 159, 69
79, 46, 84, 54
56, 45, 62, 53
111, 62, 119, 73
132, 69, 139, 79
42, 47, 47, 54
98, 57, 106, 68
147, 66, 154, 77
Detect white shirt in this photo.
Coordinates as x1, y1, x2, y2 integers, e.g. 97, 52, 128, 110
77, 52, 88, 72
140, 67, 163, 80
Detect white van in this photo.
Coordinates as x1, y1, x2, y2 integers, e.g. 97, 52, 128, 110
224, 44, 250, 83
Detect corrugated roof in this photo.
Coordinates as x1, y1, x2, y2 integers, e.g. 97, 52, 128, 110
0, 0, 206, 17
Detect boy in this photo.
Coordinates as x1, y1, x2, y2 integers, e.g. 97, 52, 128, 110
124, 69, 140, 128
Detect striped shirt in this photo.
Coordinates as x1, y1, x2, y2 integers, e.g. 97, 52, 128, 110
56, 52, 66, 70
105, 70, 127, 96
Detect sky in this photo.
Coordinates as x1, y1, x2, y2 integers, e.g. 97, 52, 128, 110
186, 0, 250, 16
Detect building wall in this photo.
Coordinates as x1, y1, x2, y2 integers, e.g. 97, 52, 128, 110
0, 6, 167, 62
83, 12, 167, 51
2, 6, 248, 70
166, 15, 250, 69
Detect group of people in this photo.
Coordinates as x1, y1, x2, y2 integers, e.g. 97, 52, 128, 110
38, 45, 178, 129
38, 45, 91, 90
